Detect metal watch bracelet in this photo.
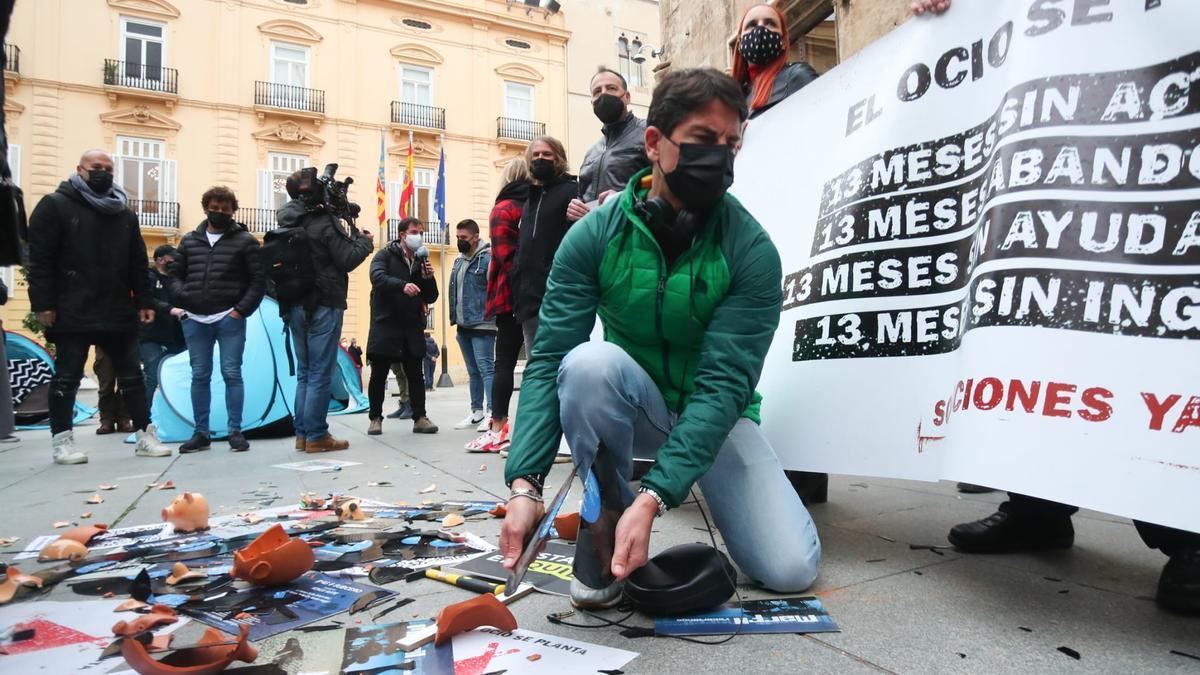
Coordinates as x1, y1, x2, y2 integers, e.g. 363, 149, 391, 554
638, 486, 668, 517
508, 487, 544, 504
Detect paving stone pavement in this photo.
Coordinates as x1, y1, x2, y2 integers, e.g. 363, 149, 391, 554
1, 385, 1197, 674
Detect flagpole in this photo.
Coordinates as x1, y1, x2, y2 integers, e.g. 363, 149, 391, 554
436, 133, 453, 389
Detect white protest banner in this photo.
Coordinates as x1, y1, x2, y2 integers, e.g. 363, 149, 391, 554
733, 0, 1199, 531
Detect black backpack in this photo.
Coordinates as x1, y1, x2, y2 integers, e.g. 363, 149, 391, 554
261, 223, 315, 308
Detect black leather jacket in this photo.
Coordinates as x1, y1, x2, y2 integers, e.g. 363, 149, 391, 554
577, 112, 650, 202
748, 62, 819, 119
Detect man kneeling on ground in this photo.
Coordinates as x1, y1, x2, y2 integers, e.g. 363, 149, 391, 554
499, 68, 821, 608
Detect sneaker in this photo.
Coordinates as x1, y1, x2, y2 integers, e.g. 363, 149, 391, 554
569, 577, 624, 610
413, 417, 439, 434
387, 402, 413, 420
135, 425, 172, 458
51, 430, 88, 465
179, 432, 211, 454
454, 410, 485, 430
481, 423, 512, 453
466, 429, 501, 452
499, 448, 509, 459
306, 434, 350, 453
228, 431, 250, 452
553, 453, 572, 464
0, 434, 19, 444
1157, 549, 1200, 616
947, 508, 1074, 553
477, 411, 491, 433
367, 417, 383, 436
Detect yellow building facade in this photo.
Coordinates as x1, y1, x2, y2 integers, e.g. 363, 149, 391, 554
3, 0, 574, 372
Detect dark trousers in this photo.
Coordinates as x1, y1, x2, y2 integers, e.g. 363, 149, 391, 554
51, 333, 148, 434
491, 312, 523, 420
1006, 493, 1200, 557
94, 346, 131, 425
369, 356, 425, 420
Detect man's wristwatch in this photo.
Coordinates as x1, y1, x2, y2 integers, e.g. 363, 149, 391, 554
638, 486, 668, 518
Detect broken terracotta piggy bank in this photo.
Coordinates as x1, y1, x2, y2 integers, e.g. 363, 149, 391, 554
162, 492, 209, 533
232, 524, 314, 586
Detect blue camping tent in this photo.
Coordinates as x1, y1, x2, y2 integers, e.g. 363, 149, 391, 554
6, 330, 96, 429
150, 297, 367, 442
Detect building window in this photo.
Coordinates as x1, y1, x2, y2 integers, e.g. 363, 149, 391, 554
505, 39, 532, 50
399, 65, 433, 106
115, 136, 175, 204
616, 34, 643, 88
6, 144, 19, 189
270, 41, 310, 88
388, 168, 435, 223
120, 16, 166, 84
401, 18, 432, 30
259, 152, 308, 210
504, 81, 534, 121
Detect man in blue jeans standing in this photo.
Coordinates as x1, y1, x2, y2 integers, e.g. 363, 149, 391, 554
449, 219, 495, 435
169, 187, 265, 453
280, 170, 374, 453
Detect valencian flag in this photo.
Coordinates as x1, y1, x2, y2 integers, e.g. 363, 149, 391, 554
375, 129, 386, 231
399, 130, 415, 218
434, 137, 446, 245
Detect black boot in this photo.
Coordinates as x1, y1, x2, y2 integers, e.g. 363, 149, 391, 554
178, 431, 211, 454
948, 504, 1074, 553
387, 402, 413, 420
787, 471, 828, 506
1156, 549, 1200, 616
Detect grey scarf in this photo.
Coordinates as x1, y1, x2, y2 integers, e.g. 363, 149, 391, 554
68, 172, 129, 215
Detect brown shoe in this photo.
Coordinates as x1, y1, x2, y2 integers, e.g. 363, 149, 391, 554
367, 418, 383, 435
295, 436, 306, 451
96, 422, 115, 435
305, 434, 350, 453
117, 420, 135, 433
413, 417, 438, 434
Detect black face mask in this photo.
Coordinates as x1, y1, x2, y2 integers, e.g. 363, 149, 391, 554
531, 158, 556, 182
456, 239, 472, 254
739, 25, 785, 67
85, 170, 114, 194
207, 212, 234, 231
660, 138, 735, 213
593, 93, 626, 125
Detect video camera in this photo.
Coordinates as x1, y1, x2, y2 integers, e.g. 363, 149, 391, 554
297, 163, 361, 225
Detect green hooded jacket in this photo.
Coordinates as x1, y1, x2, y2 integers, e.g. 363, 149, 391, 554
504, 167, 783, 508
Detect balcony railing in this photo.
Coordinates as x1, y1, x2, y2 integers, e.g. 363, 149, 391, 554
241, 208, 278, 235
255, 81, 325, 115
131, 200, 180, 230
390, 101, 446, 130
385, 219, 448, 247
103, 59, 178, 94
3, 43, 18, 74
496, 117, 545, 142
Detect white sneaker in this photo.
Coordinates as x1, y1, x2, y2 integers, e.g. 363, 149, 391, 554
454, 410, 485, 430
135, 425, 172, 457
465, 429, 500, 452
569, 577, 624, 610
476, 413, 491, 433
52, 430, 88, 465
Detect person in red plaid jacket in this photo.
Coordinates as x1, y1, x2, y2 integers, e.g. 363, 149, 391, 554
466, 158, 531, 454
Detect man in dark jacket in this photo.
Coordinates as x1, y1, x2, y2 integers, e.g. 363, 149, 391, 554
282, 170, 374, 453
449, 218, 495, 433
26, 149, 172, 464
568, 67, 650, 223
366, 217, 438, 435
139, 244, 186, 402
168, 186, 265, 453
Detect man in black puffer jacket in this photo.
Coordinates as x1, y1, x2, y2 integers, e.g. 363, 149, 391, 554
139, 244, 186, 402
168, 186, 265, 454
27, 149, 172, 464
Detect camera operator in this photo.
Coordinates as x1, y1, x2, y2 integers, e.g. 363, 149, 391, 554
280, 168, 373, 453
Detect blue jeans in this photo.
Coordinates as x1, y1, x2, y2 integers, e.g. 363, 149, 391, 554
139, 341, 185, 402
456, 329, 495, 411
557, 341, 822, 592
289, 305, 343, 441
181, 315, 247, 434
423, 357, 435, 390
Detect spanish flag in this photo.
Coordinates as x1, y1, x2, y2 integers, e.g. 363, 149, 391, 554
375, 129, 386, 231
399, 130, 415, 218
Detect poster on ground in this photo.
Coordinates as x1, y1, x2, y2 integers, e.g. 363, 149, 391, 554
654, 596, 839, 637
448, 541, 575, 596
734, 0, 1200, 531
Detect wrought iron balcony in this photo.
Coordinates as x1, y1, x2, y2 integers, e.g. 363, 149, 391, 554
3, 43, 18, 74
496, 117, 545, 142
391, 101, 446, 130
131, 200, 180, 230
103, 59, 178, 94
255, 81, 325, 115
385, 219, 448, 247
241, 208, 279, 235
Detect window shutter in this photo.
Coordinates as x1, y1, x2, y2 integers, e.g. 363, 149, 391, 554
257, 169, 273, 209
6, 144, 19, 188
162, 159, 177, 203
